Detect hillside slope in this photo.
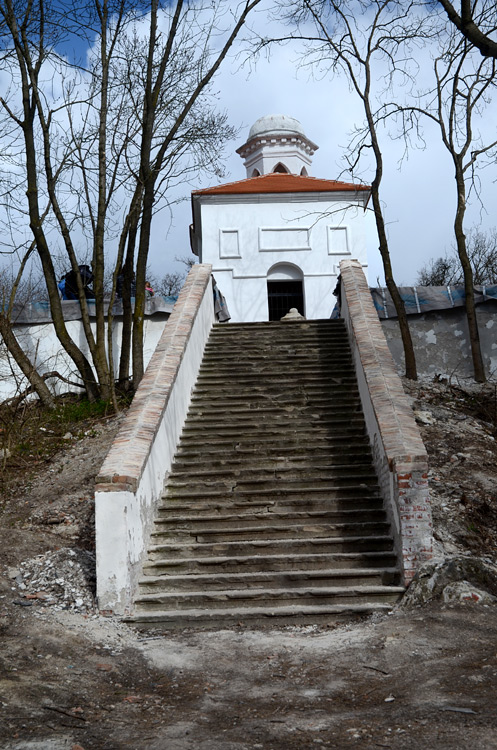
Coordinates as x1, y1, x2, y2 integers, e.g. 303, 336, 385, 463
0, 378, 496, 749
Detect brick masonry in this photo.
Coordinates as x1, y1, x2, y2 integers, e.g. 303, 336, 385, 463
340, 259, 433, 583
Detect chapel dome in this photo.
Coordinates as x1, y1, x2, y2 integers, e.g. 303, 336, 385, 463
248, 114, 306, 141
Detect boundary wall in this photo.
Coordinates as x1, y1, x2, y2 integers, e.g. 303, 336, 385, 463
340, 260, 433, 583
1, 298, 174, 402
94, 264, 214, 614
381, 304, 497, 379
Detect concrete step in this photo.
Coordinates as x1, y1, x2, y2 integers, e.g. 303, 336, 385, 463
151, 521, 391, 544
170, 453, 374, 473
179, 418, 367, 438
142, 550, 399, 575
169, 459, 376, 480
201, 349, 352, 363
164, 483, 380, 504
190, 381, 360, 398
133, 584, 406, 612
176, 434, 370, 455
174, 439, 372, 459
184, 406, 364, 424
155, 506, 387, 525
197, 359, 354, 372
125, 602, 396, 630
195, 371, 357, 386
207, 323, 347, 341
165, 477, 379, 498
167, 463, 377, 484
137, 566, 400, 593
188, 394, 361, 410
159, 497, 385, 518
147, 535, 394, 561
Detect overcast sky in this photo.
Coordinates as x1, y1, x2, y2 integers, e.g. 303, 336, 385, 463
152, 4, 497, 288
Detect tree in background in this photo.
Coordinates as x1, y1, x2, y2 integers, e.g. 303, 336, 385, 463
417, 227, 497, 286
0, 0, 260, 404
396, 11, 497, 382
156, 271, 184, 298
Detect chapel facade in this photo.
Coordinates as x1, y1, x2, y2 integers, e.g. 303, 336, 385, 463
190, 114, 370, 322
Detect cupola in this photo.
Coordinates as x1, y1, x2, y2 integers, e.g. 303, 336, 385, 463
236, 114, 318, 178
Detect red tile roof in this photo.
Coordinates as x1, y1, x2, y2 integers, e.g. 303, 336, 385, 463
192, 172, 370, 196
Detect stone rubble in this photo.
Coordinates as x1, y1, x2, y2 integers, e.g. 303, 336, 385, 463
11, 547, 96, 613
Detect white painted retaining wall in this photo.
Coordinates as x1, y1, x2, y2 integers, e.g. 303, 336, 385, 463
95, 265, 214, 614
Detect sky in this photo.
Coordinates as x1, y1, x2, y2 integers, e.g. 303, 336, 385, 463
151, 3, 497, 288
1, 1, 496, 290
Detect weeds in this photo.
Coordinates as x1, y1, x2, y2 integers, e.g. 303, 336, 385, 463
0, 393, 129, 490
430, 376, 497, 435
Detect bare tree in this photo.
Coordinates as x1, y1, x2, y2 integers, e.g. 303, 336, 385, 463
416, 255, 457, 286
0, 258, 56, 409
129, 0, 262, 386
175, 254, 197, 272
151, 254, 196, 298
156, 271, 184, 298
397, 22, 497, 381
437, 0, 497, 58
0, 0, 261, 401
266, 0, 423, 378
417, 227, 497, 286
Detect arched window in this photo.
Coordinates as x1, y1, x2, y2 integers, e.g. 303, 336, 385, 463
300, 167, 308, 176
251, 168, 261, 177
272, 162, 289, 174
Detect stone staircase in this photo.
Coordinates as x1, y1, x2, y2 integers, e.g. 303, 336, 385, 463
130, 319, 404, 628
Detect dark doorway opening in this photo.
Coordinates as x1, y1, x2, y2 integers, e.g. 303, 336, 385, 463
267, 280, 304, 321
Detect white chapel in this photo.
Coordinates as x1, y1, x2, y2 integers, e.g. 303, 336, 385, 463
190, 114, 370, 322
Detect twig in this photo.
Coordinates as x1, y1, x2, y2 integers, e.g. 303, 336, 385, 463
2, 371, 83, 408
361, 664, 390, 675
43, 705, 87, 722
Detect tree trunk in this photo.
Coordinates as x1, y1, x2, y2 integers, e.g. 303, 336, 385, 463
372, 186, 417, 380
3, 3, 101, 401
0, 314, 55, 409
132, 181, 154, 387
92, 0, 112, 403
454, 167, 486, 382
118, 192, 142, 389
365, 94, 417, 380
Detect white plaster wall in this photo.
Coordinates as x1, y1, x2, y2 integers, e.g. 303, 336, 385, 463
381, 304, 497, 380
243, 148, 313, 177
0, 315, 168, 401
199, 196, 367, 322
95, 277, 215, 614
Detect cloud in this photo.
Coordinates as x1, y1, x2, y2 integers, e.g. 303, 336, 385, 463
154, 6, 497, 286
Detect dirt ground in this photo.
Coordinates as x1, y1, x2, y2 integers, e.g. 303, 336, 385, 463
1, 378, 497, 750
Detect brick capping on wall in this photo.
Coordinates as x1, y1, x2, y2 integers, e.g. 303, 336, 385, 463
340, 259, 433, 583
94, 263, 214, 614
96, 264, 213, 493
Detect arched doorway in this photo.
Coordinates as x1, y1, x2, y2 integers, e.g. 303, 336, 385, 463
267, 263, 304, 321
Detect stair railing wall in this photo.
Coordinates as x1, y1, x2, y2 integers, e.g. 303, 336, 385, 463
94, 264, 215, 614
339, 259, 433, 584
